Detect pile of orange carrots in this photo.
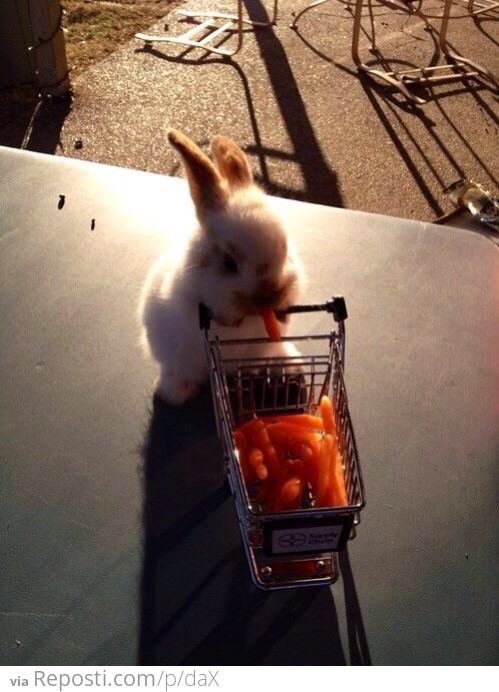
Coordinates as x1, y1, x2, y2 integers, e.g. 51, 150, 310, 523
232, 395, 348, 511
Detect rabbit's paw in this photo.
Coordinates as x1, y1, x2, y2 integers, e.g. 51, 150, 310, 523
154, 372, 199, 406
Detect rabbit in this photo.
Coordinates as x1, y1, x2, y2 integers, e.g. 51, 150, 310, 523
138, 129, 304, 405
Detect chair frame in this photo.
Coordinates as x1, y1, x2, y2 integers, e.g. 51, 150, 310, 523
292, 0, 499, 104
135, 1, 279, 57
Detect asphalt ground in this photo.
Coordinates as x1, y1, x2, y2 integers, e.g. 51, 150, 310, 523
6, 1, 499, 222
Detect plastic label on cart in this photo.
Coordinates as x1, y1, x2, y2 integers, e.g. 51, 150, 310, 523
263, 515, 353, 556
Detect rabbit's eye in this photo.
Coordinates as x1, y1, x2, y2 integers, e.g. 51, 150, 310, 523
223, 252, 239, 274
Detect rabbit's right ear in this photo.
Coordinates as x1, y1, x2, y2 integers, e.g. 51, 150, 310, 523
210, 135, 253, 190
167, 129, 227, 216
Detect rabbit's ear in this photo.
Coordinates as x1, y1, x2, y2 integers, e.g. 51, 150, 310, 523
210, 135, 253, 190
167, 129, 227, 215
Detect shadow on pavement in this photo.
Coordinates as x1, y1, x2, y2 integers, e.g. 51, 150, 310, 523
135, 4, 342, 207
0, 84, 72, 153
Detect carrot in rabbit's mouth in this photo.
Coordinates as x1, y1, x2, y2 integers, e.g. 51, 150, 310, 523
260, 308, 281, 341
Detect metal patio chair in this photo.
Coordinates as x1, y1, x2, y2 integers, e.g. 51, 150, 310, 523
135, 1, 279, 57
291, 0, 498, 104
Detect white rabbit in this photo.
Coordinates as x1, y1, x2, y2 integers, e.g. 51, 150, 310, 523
139, 129, 304, 405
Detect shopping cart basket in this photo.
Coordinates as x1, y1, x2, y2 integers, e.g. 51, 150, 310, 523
200, 297, 365, 589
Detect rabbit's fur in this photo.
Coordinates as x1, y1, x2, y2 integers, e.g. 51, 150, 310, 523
139, 129, 304, 405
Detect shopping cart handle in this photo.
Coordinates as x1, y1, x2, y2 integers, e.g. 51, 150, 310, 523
198, 297, 347, 330
277, 296, 348, 322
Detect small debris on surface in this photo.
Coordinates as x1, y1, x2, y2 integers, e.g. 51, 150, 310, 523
74, 139, 83, 150
58, 194, 65, 209
91, 219, 95, 230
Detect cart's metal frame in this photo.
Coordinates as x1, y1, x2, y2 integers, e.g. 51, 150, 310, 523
292, 0, 498, 104
201, 298, 366, 589
135, 1, 279, 57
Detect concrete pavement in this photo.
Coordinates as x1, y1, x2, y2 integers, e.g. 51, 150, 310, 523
18, 1, 499, 221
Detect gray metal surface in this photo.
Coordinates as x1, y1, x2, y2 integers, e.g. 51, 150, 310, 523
0, 147, 497, 665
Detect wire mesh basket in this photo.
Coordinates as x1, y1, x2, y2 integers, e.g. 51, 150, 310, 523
201, 297, 366, 589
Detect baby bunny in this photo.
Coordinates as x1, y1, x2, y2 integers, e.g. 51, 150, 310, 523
139, 129, 304, 405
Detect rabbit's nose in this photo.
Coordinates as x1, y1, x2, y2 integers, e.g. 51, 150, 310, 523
252, 280, 280, 309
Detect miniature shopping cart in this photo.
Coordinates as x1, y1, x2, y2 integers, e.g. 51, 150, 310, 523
200, 297, 366, 590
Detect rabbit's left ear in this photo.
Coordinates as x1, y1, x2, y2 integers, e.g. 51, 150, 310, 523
211, 135, 253, 190
167, 129, 227, 216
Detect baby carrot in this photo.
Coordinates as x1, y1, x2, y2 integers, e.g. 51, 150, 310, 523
316, 434, 347, 507
277, 413, 324, 429
266, 421, 323, 444
255, 465, 268, 481
260, 413, 323, 429
300, 437, 321, 486
283, 458, 304, 475
248, 447, 268, 481
277, 477, 303, 508
236, 416, 265, 438
265, 428, 310, 485
314, 436, 331, 502
297, 442, 315, 465
233, 409, 346, 511
248, 448, 264, 467
319, 395, 336, 436
251, 421, 281, 481
315, 433, 335, 506
317, 481, 334, 507
260, 308, 281, 342
263, 426, 290, 468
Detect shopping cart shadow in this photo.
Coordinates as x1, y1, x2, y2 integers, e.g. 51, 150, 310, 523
138, 386, 371, 664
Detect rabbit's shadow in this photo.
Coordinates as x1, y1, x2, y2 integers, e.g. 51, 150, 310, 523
138, 386, 370, 664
